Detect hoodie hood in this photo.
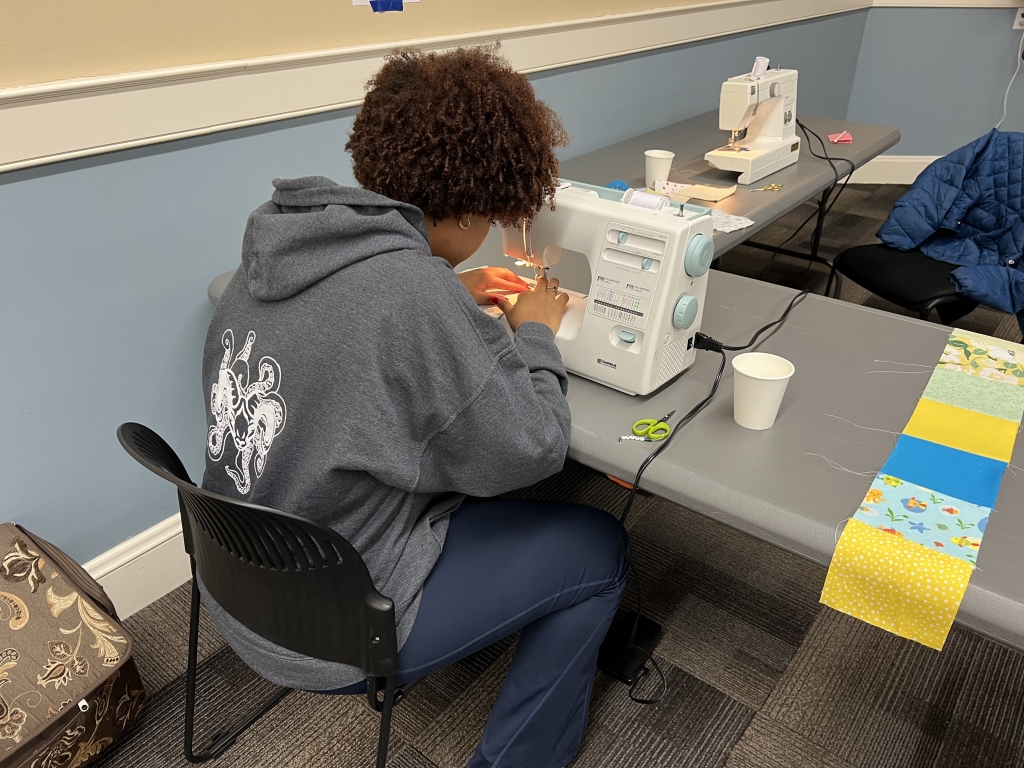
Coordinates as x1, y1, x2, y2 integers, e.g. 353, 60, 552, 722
241, 176, 431, 301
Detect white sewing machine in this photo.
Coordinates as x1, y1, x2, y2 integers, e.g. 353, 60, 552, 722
497, 181, 715, 396
705, 64, 800, 185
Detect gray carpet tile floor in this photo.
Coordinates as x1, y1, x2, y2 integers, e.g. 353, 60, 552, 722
92, 187, 1024, 767
93, 465, 1024, 768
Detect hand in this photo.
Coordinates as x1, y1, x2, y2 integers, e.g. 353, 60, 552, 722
458, 267, 530, 305
491, 276, 569, 335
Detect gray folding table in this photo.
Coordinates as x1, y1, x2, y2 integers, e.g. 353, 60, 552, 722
560, 111, 901, 276
554, 113, 1022, 650
562, 272, 1024, 651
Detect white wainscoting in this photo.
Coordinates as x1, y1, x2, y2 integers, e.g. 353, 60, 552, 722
84, 515, 189, 619
848, 155, 938, 184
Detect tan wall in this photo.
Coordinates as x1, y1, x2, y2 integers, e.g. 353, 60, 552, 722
1, 0, 703, 90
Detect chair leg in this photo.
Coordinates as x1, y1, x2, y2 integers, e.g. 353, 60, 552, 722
183, 565, 292, 763
375, 676, 397, 768
824, 263, 837, 298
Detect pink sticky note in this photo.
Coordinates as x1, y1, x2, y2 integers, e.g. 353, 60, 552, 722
828, 131, 853, 144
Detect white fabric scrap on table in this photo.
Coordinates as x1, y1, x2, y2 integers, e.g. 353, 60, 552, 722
710, 209, 754, 234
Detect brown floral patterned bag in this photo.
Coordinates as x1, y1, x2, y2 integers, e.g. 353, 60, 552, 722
0, 523, 145, 768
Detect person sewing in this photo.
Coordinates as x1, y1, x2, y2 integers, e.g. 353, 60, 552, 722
200, 46, 628, 768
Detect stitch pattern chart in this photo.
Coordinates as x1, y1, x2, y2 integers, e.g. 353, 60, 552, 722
821, 329, 1024, 651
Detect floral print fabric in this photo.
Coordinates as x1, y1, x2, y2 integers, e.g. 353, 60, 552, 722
0, 526, 144, 767
938, 330, 1024, 386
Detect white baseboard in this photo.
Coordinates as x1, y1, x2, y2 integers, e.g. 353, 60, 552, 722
83, 515, 190, 620
847, 154, 938, 185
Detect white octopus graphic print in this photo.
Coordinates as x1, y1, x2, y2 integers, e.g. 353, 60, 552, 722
208, 329, 287, 494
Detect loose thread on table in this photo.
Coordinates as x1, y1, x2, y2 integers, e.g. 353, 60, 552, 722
866, 370, 934, 375
824, 414, 902, 436
835, 518, 849, 545
805, 453, 877, 476
823, 413, 899, 445
872, 360, 935, 368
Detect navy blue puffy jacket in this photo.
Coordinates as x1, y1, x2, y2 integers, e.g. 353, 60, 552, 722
877, 130, 1024, 332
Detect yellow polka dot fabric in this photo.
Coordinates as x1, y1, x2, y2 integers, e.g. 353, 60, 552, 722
821, 520, 974, 650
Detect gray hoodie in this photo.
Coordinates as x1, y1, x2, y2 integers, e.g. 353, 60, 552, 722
199, 177, 571, 690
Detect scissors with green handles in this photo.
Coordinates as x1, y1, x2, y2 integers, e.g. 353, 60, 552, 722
632, 410, 676, 441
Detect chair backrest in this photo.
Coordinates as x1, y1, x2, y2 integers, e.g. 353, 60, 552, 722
118, 421, 193, 485
116, 423, 399, 677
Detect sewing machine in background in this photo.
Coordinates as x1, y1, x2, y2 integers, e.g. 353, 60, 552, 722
705, 60, 800, 185
496, 181, 715, 396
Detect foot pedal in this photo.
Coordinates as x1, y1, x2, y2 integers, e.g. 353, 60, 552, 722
597, 611, 662, 685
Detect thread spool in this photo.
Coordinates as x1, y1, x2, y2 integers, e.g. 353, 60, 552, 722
623, 189, 670, 211
752, 56, 770, 77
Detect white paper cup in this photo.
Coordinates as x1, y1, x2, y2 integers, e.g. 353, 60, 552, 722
645, 150, 675, 190
732, 352, 795, 430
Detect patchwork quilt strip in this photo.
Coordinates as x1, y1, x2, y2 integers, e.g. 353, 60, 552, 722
820, 329, 1024, 650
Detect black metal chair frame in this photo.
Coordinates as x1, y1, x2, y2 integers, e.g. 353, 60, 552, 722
117, 422, 416, 767
745, 192, 972, 323
830, 246, 979, 323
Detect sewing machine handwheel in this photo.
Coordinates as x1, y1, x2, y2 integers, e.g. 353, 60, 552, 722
685, 234, 714, 277
672, 295, 699, 330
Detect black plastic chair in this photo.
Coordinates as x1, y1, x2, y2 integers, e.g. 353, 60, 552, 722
117, 422, 412, 767
831, 243, 979, 324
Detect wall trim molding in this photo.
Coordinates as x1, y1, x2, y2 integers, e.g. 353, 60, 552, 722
84, 515, 189, 619
847, 154, 938, 184
0, 0, 875, 173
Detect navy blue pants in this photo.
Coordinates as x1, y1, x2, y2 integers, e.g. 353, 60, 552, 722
332, 499, 628, 768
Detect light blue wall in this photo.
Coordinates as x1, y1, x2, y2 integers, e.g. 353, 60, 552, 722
847, 7, 1024, 156
0, 11, 868, 563
0, 115, 359, 561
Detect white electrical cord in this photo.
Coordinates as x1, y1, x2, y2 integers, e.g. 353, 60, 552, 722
996, 28, 1024, 130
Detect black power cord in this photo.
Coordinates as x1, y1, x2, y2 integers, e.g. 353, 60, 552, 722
611, 288, 810, 704
798, 119, 856, 222
758, 121, 858, 287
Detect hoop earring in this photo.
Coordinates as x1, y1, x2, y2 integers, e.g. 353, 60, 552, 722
459, 216, 471, 230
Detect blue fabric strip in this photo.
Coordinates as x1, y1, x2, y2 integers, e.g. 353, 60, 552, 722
881, 435, 1006, 508
369, 0, 403, 10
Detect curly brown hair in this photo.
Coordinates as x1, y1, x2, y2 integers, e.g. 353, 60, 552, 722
346, 46, 568, 227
